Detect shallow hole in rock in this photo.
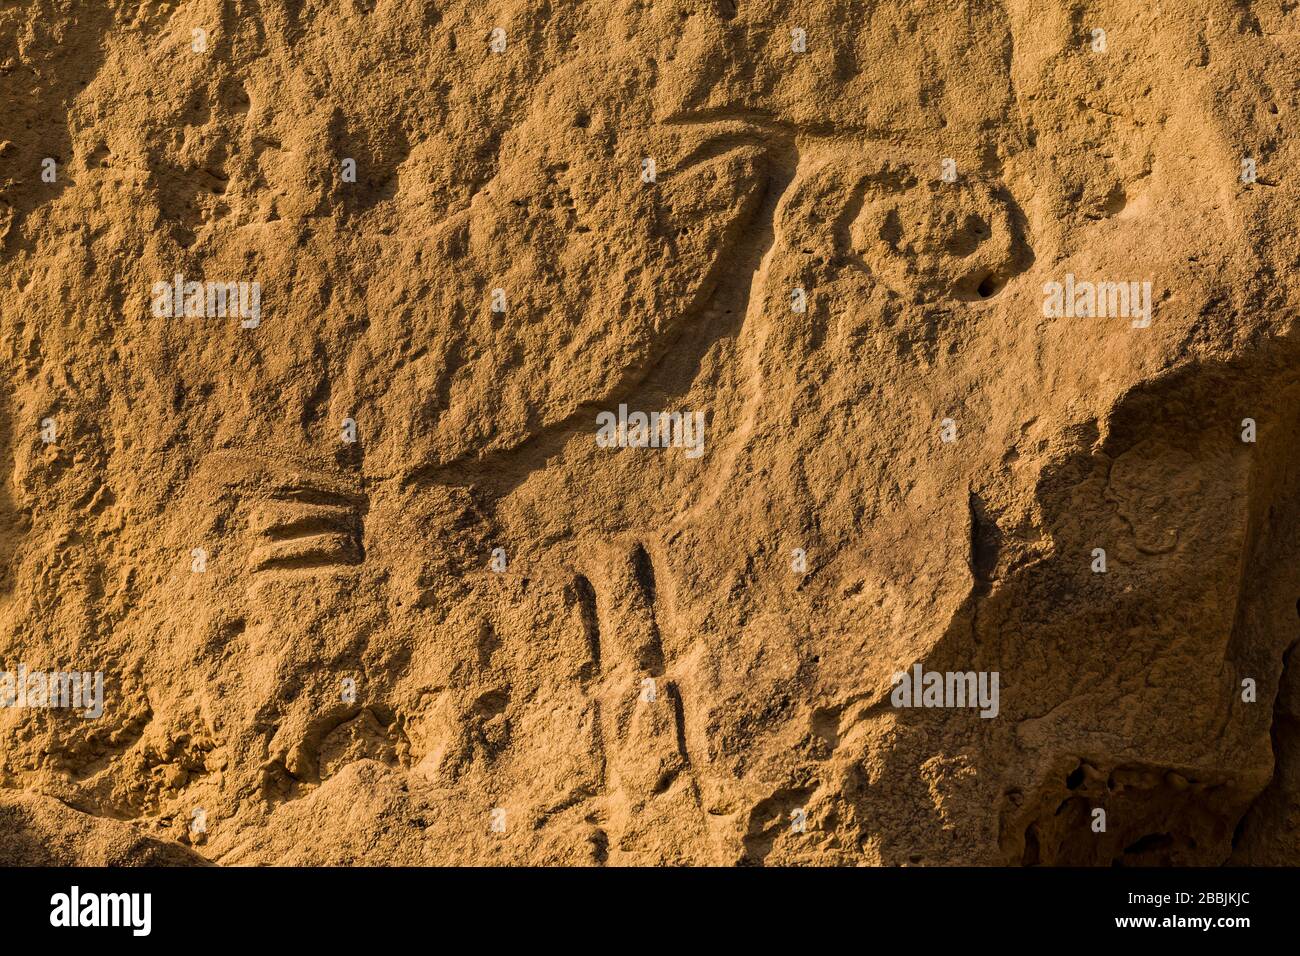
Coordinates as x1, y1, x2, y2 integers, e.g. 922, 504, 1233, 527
976, 272, 1005, 298
1122, 832, 1173, 855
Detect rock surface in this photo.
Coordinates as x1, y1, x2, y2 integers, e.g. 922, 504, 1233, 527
0, 0, 1297, 865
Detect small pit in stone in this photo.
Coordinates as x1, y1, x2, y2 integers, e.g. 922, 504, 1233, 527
976, 272, 1006, 298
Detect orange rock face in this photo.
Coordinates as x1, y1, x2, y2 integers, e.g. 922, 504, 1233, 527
0, 0, 1297, 865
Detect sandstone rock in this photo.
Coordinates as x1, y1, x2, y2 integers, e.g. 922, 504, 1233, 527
0, 0, 1296, 866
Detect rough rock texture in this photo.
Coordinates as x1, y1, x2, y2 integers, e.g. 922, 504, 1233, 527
0, 0, 1298, 865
